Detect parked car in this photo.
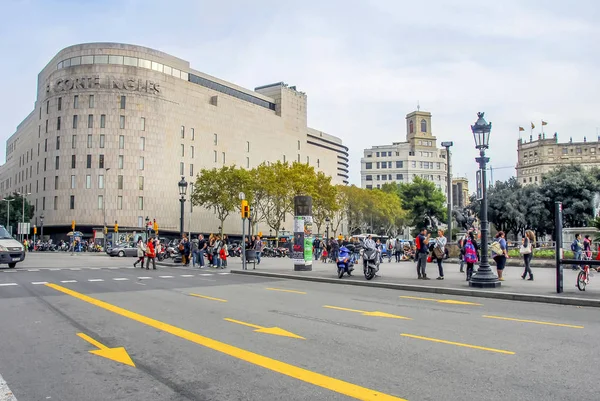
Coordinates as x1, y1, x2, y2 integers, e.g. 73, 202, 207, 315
107, 242, 137, 257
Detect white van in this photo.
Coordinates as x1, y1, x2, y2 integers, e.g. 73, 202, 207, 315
0, 226, 25, 268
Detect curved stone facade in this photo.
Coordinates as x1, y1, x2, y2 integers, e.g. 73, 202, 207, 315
1, 43, 349, 237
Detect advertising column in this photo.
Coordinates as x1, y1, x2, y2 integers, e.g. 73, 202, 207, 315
293, 196, 313, 271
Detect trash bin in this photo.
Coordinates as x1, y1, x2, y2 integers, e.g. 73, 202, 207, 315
245, 249, 256, 263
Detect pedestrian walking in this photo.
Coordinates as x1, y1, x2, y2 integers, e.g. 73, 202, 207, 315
415, 228, 431, 279
254, 235, 264, 265
571, 233, 583, 270
196, 235, 206, 268
520, 230, 535, 280
219, 246, 228, 268
458, 235, 465, 273
145, 237, 156, 270
463, 231, 479, 281
394, 239, 403, 262
313, 237, 321, 260
134, 236, 146, 268
183, 237, 191, 266
433, 229, 447, 280
330, 237, 339, 263
491, 231, 509, 281
386, 238, 394, 262
212, 235, 223, 268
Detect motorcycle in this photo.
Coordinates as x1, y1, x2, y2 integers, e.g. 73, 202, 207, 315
336, 246, 354, 278
362, 246, 380, 280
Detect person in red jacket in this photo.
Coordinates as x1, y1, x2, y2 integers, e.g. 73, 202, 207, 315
145, 237, 156, 270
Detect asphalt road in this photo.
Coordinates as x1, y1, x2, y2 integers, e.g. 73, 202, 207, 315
0, 254, 599, 401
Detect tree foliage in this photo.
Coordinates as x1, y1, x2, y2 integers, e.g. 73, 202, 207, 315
0, 193, 35, 234
397, 177, 446, 232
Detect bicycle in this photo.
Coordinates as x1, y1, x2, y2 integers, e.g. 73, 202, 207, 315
577, 254, 595, 291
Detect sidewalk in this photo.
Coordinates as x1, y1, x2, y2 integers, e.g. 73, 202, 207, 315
229, 257, 600, 307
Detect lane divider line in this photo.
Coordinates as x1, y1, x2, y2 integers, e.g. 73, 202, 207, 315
0, 283, 18, 286
401, 334, 515, 355
60, 280, 77, 283
138, 277, 152, 280
45, 283, 406, 401
88, 279, 104, 282
180, 275, 195, 278
159, 276, 174, 279
482, 315, 584, 329
266, 288, 307, 295
189, 293, 228, 303
113, 278, 129, 281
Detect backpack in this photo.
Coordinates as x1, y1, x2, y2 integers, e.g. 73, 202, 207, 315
571, 240, 578, 252
464, 239, 477, 264
415, 235, 421, 250
490, 240, 503, 255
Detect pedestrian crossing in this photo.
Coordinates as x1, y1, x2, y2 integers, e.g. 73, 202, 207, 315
1, 266, 232, 273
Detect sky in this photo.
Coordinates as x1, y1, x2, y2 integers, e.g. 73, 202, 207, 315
1, 0, 599, 188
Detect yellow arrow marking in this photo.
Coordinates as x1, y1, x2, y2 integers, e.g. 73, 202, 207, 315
46, 285, 404, 401
76, 333, 135, 367
323, 305, 411, 320
224, 318, 305, 339
401, 334, 514, 355
190, 293, 228, 302
400, 295, 482, 306
266, 288, 307, 294
483, 315, 584, 329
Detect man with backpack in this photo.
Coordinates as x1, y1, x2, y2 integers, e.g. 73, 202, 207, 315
571, 233, 583, 271
415, 228, 431, 279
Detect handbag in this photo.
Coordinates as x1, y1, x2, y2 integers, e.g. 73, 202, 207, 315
490, 241, 503, 255
427, 255, 433, 263
433, 246, 444, 259
519, 243, 532, 255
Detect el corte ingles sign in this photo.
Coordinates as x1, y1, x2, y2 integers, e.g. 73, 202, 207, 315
46, 75, 160, 95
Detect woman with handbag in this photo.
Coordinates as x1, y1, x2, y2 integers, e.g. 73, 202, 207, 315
520, 230, 535, 280
491, 231, 509, 281
433, 229, 447, 280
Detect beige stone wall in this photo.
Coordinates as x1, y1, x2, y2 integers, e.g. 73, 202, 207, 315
0, 43, 347, 236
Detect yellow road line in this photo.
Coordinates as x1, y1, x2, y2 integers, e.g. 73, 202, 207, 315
323, 305, 367, 313
400, 296, 482, 306
266, 288, 307, 295
400, 334, 515, 355
46, 283, 406, 401
77, 332, 107, 350
189, 293, 228, 303
483, 315, 584, 329
224, 318, 264, 330
399, 296, 437, 301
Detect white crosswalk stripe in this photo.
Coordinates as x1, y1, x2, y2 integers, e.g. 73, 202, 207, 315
199, 273, 213, 276
27, 269, 40, 272
159, 275, 173, 279
0, 283, 18, 286
60, 280, 77, 283
138, 277, 152, 280
180, 274, 195, 277
113, 278, 129, 281
69, 268, 81, 271
88, 279, 104, 282
218, 272, 231, 275
32, 282, 48, 285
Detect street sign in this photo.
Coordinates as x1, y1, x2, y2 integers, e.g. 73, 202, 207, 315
476, 170, 483, 200
17, 222, 31, 234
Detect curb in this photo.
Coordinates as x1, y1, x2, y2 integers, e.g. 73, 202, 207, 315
230, 270, 600, 308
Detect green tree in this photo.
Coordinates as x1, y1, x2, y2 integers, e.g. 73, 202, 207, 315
312, 172, 338, 236
0, 193, 34, 236
397, 177, 446, 232
191, 166, 252, 236
487, 177, 524, 237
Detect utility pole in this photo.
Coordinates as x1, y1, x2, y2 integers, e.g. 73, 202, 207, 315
441, 142, 453, 243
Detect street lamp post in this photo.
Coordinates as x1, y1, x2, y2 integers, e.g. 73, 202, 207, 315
178, 176, 188, 238
40, 214, 44, 241
1, 199, 15, 236
469, 112, 500, 288
103, 167, 110, 251
325, 217, 330, 240
189, 183, 194, 239
441, 141, 454, 244
17, 192, 31, 242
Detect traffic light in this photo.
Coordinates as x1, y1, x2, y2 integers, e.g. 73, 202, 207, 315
33, 226, 37, 235
114, 223, 119, 233
153, 220, 158, 232
104, 226, 108, 235
71, 220, 76, 230
241, 200, 250, 219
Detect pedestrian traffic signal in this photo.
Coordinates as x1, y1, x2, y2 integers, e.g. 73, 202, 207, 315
153, 220, 158, 232
104, 226, 108, 235
33, 226, 37, 235
114, 223, 119, 233
71, 220, 76, 230
241, 200, 250, 219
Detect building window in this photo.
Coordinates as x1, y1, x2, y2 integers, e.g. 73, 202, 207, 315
55, 156, 60, 170
100, 114, 106, 128
214, 133, 218, 145
297, 154, 301, 162
366, 185, 373, 190
141, 117, 145, 131
45, 119, 48, 133
73, 95, 79, 109
191, 128, 195, 140
57, 117, 61, 131
118, 135, 124, 149
138, 176, 144, 190
120, 95, 126, 109
138, 196, 144, 210
396, 161, 403, 168
46, 100, 49, 114
53, 196, 58, 210
365, 162, 372, 169
71, 154, 76, 168
89, 95, 94, 108
88, 114, 93, 128
376, 152, 380, 157
98, 175, 104, 189
139, 157, 144, 170
119, 115, 125, 129
298, 140, 301, 150
181, 126, 185, 139
214, 150, 217, 162
189, 164, 194, 177
116, 155, 123, 169
44, 138, 48, 152
246, 157, 250, 169
222, 152, 226, 164
181, 144, 185, 157
246, 141, 250, 152
70, 175, 75, 189
118, 175, 123, 190
99, 154, 104, 169
283, 155, 286, 163
98, 195, 103, 210
409, 120, 414, 134
366, 175, 373, 181
58, 97, 62, 111
117, 196, 123, 210
190, 146, 194, 158
99, 134, 105, 148
85, 174, 91, 189
86, 154, 92, 168
376, 162, 380, 169
396, 174, 403, 180
412, 161, 416, 168
42, 196, 45, 210
306, 156, 310, 164
69, 195, 75, 210
421, 119, 427, 133
72, 115, 78, 129
43, 177, 46, 190
140, 137, 145, 151
179, 162, 184, 175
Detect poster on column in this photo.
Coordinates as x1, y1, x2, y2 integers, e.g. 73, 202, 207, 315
292, 217, 305, 263
303, 216, 313, 265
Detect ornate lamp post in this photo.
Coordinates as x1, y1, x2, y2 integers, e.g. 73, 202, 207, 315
469, 112, 501, 288
178, 176, 188, 238
441, 141, 453, 243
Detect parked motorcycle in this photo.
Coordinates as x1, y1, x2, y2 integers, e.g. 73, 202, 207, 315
336, 246, 354, 278
362, 246, 380, 280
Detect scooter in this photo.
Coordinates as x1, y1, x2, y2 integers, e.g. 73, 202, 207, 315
336, 246, 354, 278
362, 246, 380, 280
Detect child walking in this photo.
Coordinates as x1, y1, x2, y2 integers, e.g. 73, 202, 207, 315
219, 247, 228, 268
